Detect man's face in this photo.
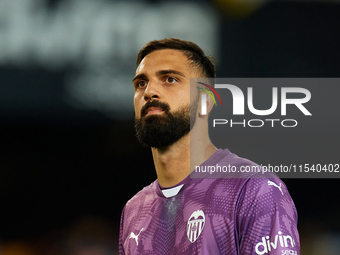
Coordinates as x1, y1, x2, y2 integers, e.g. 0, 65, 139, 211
133, 49, 200, 148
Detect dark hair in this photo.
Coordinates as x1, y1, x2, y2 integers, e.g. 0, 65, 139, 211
136, 38, 216, 78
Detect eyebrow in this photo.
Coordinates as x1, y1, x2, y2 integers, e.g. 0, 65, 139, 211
132, 73, 147, 83
132, 69, 186, 82
157, 69, 186, 77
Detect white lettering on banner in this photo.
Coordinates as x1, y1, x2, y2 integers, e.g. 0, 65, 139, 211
0, 0, 217, 117
0, 0, 217, 68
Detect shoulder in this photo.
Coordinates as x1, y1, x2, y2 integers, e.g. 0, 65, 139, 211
120, 180, 159, 225
124, 180, 158, 211
198, 148, 297, 214
236, 172, 298, 223
194, 148, 265, 178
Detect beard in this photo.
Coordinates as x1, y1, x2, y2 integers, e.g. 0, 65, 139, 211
135, 96, 199, 148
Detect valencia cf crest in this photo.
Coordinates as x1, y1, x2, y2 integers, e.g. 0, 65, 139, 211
186, 210, 205, 243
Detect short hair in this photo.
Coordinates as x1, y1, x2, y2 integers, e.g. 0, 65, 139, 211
136, 38, 216, 78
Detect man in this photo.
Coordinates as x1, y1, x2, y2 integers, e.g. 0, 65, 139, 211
119, 38, 300, 254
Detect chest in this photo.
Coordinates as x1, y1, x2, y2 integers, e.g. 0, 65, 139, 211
122, 192, 239, 254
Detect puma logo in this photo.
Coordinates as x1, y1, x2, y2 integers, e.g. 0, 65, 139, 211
268, 181, 283, 195
129, 228, 144, 246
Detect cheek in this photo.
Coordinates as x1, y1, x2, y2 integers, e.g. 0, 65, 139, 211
134, 94, 142, 117
172, 94, 191, 110
182, 89, 192, 105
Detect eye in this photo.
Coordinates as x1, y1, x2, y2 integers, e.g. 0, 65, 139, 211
165, 77, 177, 84
136, 80, 148, 88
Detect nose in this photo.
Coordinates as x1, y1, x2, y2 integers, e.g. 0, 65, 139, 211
143, 80, 160, 101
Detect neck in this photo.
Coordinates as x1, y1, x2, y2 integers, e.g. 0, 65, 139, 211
151, 123, 217, 188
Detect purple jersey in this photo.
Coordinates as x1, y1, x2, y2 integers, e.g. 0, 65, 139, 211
119, 149, 300, 254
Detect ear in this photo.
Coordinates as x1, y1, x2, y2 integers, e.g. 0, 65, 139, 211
198, 92, 215, 116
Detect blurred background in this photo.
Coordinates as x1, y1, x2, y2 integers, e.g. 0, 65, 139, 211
0, 0, 339, 254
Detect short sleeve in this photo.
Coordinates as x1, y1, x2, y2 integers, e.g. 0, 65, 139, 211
236, 176, 300, 255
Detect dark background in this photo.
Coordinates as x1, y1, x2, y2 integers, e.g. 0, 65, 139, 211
0, 0, 339, 254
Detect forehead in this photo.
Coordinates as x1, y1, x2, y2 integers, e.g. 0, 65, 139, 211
136, 49, 191, 75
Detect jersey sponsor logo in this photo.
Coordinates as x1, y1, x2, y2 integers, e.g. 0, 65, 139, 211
187, 210, 205, 243
255, 231, 296, 255
129, 228, 144, 246
268, 180, 284, 195
281, 249, 298, 255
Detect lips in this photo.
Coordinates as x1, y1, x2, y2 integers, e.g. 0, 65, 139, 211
140, 101, 170, 117
145, 107, 164, 115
